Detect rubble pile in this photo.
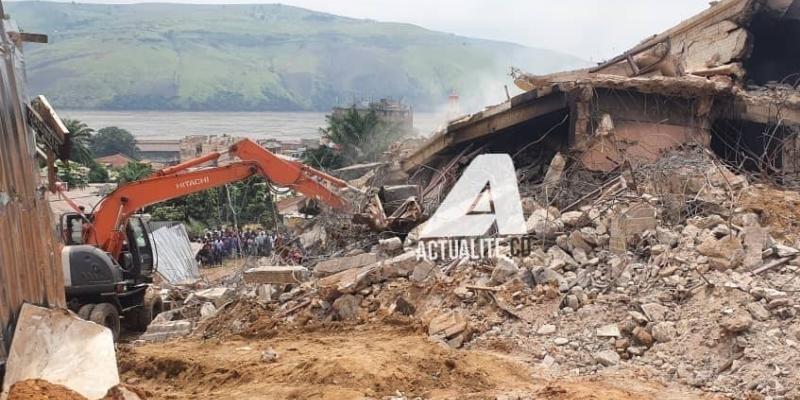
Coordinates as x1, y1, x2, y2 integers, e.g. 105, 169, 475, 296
132, 146, 800, 399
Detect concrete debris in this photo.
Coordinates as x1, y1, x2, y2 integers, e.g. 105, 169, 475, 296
261, 348, 279, 363
651, 322, 676, 343
243, 265, 309, 284
640, 303, 668, 322
121, 142, 800, 399
721, 309, 753, 334
111, 13, 800, 395
537, 324, 557, 335
313, 253, 379, 277
526, 208, 564, 238
139, 319, 193, 342
596, 324, 621, 338
199, 302, 217, 320
428, 311, 467, 340
377, 237, 404, 256
190, 287, 234, 307
594, 350, 621, 367
489, 256, 520, 285
332, 294, 362, 320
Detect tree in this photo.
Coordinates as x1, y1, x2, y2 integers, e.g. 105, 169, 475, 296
302, 145, 345, 170
62, 119, 95, 165
87, 161, 110, 183
116, 161, 152, 183
92, 126, 139, 158
319, 106, 403, 165
55, 160, 89, 189
145, 176, 277, 230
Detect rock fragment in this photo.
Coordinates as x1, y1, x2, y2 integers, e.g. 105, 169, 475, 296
594, 350, 621, 367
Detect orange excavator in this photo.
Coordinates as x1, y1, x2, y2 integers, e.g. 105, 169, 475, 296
58, 138, 352, 339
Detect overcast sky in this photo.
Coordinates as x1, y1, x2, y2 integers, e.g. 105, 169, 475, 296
31, 0, 711, 60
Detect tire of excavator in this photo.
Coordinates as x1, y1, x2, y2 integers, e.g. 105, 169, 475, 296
89, 302, 120, 341
77, 303, 96, 320
126, 291, 163, 332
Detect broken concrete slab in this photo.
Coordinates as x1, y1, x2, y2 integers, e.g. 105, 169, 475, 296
428, 311, 467, 339
256, 284, 276, 303
594, 350, 621, 367
609, 204, 657, 254
640, 303, 668, 322
313, 253, 379, 277
697, 235, 745, 270
742, 224, 767, 269
332, 294, 362, 320
191, 287, 234, 308
139, 320, 193, 342
199, 302, 217, 320
596, 324, 622, 338
1, 304, 120, 400
410, 261, 437, 283
318, 251, 422, 296
527, 208, 564, 238
489, 256, 520, 285
244, 265, 309, 285
377, 237, 404, 256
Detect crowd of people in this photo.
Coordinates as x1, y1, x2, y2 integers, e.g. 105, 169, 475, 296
195, 228, 277, 266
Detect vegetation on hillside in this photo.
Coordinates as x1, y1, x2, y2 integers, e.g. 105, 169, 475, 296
7, 2, 585, 112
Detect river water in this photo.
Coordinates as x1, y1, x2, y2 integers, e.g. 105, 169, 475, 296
61, 110, 447, 141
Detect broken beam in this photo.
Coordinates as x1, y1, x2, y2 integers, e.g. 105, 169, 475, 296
402, 92, 568, 172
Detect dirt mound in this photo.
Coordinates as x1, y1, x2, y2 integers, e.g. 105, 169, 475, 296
740, 185, 800, 243
119, 324, 704, 399
7, 379, 87, 400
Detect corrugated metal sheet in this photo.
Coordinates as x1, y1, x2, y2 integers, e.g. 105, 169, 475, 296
149, 224, 200, 285
0, 4, 65, 345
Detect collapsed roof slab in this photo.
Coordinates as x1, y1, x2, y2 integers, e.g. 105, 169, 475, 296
403, 0, 800, 177
401, 90, 568, 172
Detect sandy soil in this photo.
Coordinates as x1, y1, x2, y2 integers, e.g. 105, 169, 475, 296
118, 324, 706, 400
7, 379, 87, 400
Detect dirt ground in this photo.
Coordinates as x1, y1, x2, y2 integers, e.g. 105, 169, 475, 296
7, 379, 87, 400
118, 324, 708, 400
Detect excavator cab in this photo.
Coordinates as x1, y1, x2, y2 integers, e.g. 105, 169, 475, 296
60, 213, 155, 283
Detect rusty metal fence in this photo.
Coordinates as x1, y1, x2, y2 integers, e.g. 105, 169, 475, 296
0, 2, 65, 350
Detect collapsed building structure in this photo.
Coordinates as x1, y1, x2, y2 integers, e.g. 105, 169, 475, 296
404, 0, 800, 188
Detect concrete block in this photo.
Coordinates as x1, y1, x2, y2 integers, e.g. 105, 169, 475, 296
192, 287, 234, 307
244, 265, 309, 284
313, 253, 379, 277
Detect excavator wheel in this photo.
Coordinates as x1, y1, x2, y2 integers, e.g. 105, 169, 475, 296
127, 291, 163, 332
89, 303, 120, 341
77, 303, 95, 320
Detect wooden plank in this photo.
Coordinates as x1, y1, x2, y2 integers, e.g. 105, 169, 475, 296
18, 32, 47, 43
0, 11, 65, 338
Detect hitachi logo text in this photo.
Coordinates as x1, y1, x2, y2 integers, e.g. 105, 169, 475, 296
176, 176, 210, 189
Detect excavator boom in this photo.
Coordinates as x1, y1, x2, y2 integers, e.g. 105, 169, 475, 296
85, 138, 349, 258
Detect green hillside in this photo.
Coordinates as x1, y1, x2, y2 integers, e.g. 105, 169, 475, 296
6, 1, 586, 111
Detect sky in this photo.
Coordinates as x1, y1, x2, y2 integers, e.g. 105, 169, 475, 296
26, 0, 711, 61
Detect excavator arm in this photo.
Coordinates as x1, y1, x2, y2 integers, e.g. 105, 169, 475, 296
85, 138, 351, 259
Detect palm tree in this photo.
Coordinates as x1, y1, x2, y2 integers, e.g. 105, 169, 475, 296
116, 161, 153, 183
319, 106, 401, 165
62, 119, 94, 165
